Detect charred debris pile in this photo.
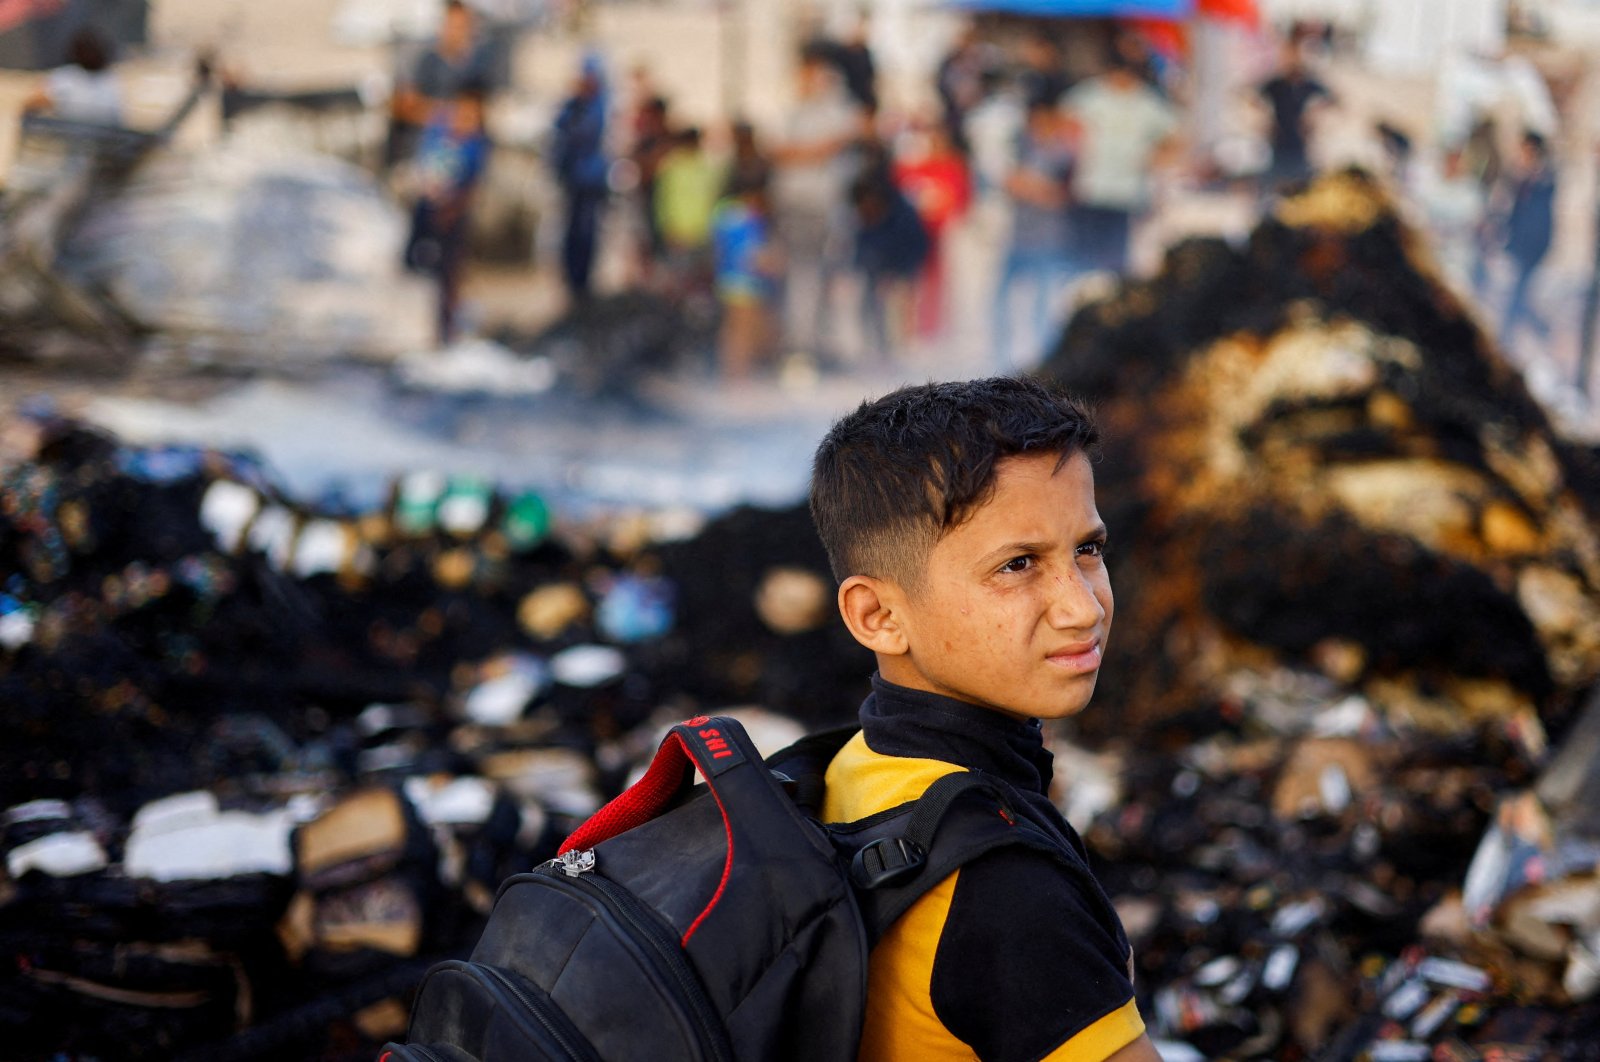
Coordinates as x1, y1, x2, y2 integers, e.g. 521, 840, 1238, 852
3, 170, 1600, 1058
1036, 170, 1600, 1057
0, 413, 866, 1059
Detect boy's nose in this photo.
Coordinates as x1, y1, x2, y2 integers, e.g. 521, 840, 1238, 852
1045, 567, 1105, 631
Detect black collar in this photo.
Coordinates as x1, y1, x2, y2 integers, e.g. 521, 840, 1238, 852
858, 675, 1056, 796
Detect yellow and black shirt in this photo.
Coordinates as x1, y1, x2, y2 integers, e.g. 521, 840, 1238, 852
823, 676, 1144, 1062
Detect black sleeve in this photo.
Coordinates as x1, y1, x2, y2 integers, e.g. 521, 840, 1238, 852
929, 847, 1135, 1062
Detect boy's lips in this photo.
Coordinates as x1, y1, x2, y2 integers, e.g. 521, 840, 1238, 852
1046, 640, 1102, 674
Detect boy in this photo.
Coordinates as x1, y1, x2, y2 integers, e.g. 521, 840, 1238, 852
404, 83, 491, 342
810, 377, 1158, 1061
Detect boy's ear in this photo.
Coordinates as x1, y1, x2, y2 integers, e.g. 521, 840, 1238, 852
837, 575, 909, 657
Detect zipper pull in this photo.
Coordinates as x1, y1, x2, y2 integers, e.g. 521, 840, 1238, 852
553, 848, 596, 877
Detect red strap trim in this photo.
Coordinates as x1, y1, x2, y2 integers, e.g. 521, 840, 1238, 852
559, 732, 693, 855
555, 723, 736, 948
677, 738, 734, 948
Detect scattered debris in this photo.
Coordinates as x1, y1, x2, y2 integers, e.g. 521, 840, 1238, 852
7, 171, 1600, 1058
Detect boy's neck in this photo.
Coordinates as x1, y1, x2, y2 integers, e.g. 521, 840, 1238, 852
875, 657, 1035, 724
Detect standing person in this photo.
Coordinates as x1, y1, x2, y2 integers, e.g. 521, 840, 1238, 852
1497, 130, 1557, 351
850, 172, 929, 362
894, 120, 972, 338
551, 53, 611, 302
936, 22, 987, 153
993, 98, 1073, 370
810, 377, 1160, 1062
1016, 31, 1068, 109
1257, 35, 1333, 192
1062, 53, 1181, 277
725, 120, 773, 200
23, 27, 124, 126
770, 43, 866, 365
1466, 116, 1506, 298
653, 127, 723, 294
712, 172, 780, 381
404, 84, 492, 343
1415, 146, 1486, 295
387, 0, 491, 168
831, 13, 879, 116
629, 94, 674, 273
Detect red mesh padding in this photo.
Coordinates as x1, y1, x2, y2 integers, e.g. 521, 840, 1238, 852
559, 733, 692, 855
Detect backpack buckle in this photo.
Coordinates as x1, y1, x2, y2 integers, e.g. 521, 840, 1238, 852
850, 836, 926, 889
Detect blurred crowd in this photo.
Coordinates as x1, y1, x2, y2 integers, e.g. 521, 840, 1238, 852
13, 4, 1588, 389
543, 18, 1192, 381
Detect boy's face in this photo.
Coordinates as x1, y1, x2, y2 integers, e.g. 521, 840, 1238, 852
877, 451, 1112, 721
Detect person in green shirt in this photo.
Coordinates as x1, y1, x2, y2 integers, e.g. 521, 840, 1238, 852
653, 127, 725, 292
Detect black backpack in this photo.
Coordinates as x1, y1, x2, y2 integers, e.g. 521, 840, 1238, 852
381, 714, 1059, 1062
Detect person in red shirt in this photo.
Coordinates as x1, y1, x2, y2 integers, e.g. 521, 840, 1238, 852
893, 120, 972, 339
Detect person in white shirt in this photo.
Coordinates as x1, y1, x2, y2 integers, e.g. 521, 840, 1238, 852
24, 28, 125, 128
770, 43, 866, 365
1061, 54, 1180, 276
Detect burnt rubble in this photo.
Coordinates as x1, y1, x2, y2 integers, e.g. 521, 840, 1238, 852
1040, 169, 1600, 741
4, 170, 1600, 1059
0, 411, 864, 1059
1035, 170, 1600, 1058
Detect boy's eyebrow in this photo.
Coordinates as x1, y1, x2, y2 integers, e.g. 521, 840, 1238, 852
975, 526, 1108, 566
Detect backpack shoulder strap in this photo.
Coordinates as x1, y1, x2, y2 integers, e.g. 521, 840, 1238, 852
831, 772, 1065, 945
765, 724, 860, 819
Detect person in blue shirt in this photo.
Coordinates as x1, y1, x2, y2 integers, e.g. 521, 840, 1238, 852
1497, 130, 1557, 351
551, 54, 610, 302
404, 84, 491, 343
992, 97, 1073, 370
711, 171, 780, 380
387, 0, 492, 169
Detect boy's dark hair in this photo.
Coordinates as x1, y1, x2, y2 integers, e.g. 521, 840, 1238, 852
809, 377, 1098, 586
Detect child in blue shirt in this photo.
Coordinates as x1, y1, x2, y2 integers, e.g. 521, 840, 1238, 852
405, 84, 491, 342
711, 172, 779, 380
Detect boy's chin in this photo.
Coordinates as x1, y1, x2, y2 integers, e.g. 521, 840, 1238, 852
1028, 680, 1100, 721
986, 690, 1096, 723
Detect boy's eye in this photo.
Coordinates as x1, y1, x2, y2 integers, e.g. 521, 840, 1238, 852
1077, 539, 1108, 559
999, 555, 1034, 574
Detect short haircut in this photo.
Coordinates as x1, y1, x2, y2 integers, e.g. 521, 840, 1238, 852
809, 377, 1098, 587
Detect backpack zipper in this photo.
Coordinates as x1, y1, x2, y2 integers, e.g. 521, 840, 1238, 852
533, 862, 733, 1062
479, 964, 597, 1061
